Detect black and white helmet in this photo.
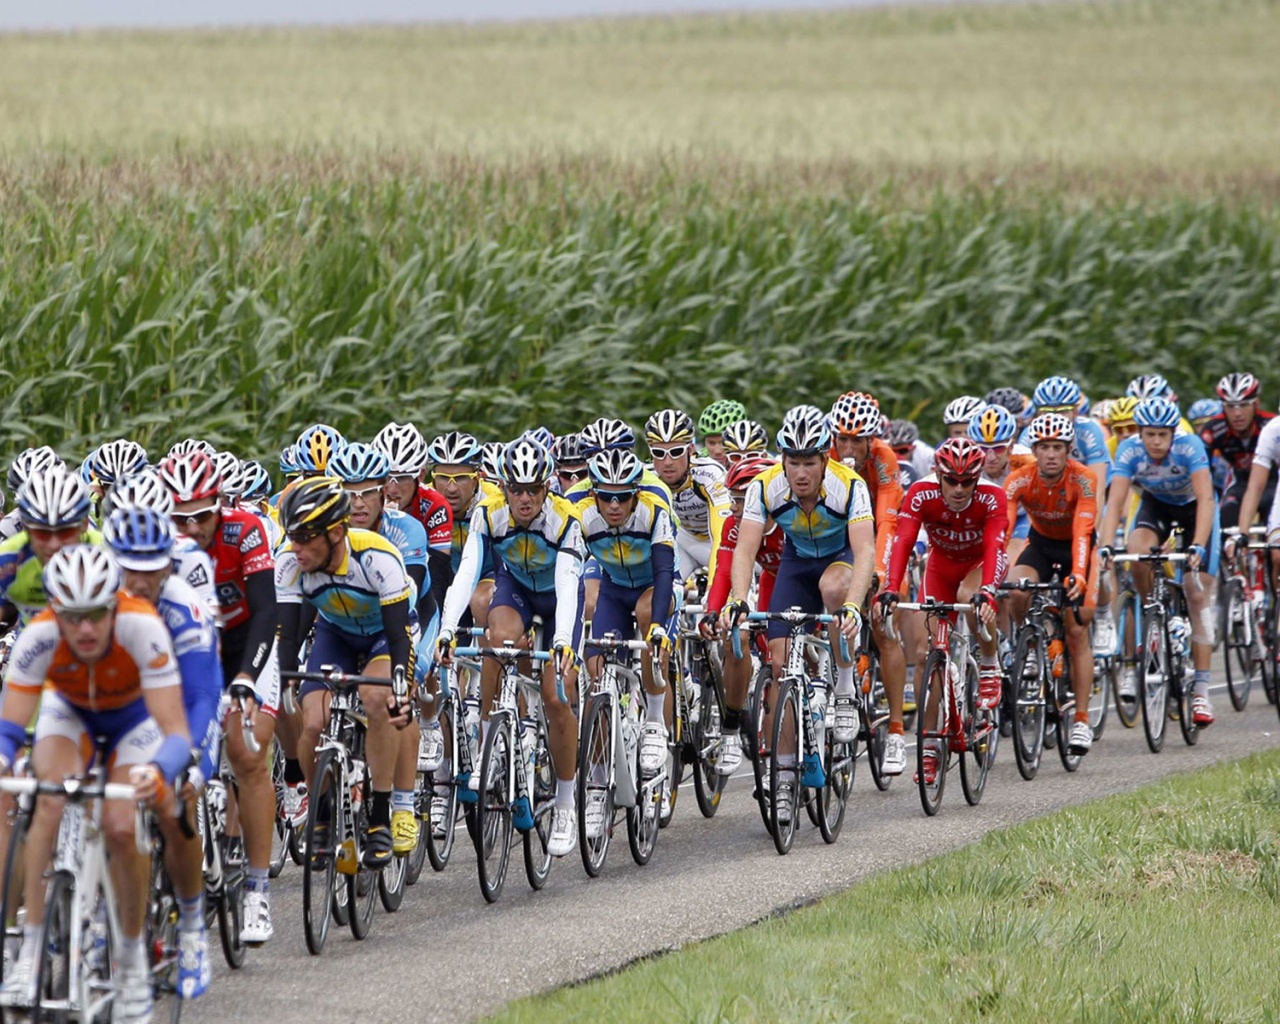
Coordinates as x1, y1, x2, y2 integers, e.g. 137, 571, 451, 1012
722, 419, 770, 454
552, 432, 587, 467
101, 469, 175, 518
89, 439, 149, 487
775, 405, 831, 456
479, 442, 506, 482
425, 431, 482, 468
644, 409, 695, 446
587, 450, 644, 487
942, 395, 985, 426
7, 446, 65, 492
373, 422, 429, 474
43, 545, 121, 612
501, 436, 554, 486
578, 418, 636, 456
211, 452, 243, 497
16, 466, 92, 530
1126, 373, 1172, 400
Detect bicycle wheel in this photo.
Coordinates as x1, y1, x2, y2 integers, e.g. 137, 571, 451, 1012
816, 714, 853, 843
423, 700, 458, 875
146, 854, 182, 1023
1114, 589, 1141, 728
1088, 655, 1111, 739
660, 676, 685, 830
1221, 577, 1252, 711
1008, 631, 1046, 781
1055, 673, 1083, 774
32, 869, 75, 1021
749, 667, 774, 831
0, 799, 30, 987
378, 848, 407, 913
1171, 591, 1197, 747
214, 831, 246, 970
692, 682, 726, 819
268, 738, 289, 879
769, 677, 802, 854
576, 694, 614, 878
474, 713, 514, 903
1139, 608, 1170, 753
348, 788, 378, 940
302, 751, 339, 956
916, 653, 947, 816
863, 654, 892, 793
959, 659, 994, 805
523, 721, 554, 890
626, 773, 661, 867
404, 773, 431, 886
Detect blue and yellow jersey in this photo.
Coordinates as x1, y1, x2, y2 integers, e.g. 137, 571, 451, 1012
0, 528, 104, 626
565, 469, 677, 524
378, 507, 428, 605
741, 461, 873, 560
576, 491, 677, 590
450, 480, 500, 576
472, 492, 584, 594
275, 528, 411, 637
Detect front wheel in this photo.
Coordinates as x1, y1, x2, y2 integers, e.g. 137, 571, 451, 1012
33, 870, 76, 1020
1114, 590, 1142, 728
576, 694, 614, 878
915, 653, 947, 816
1009, 631, 1046, 781
302, 752, 340, 956
1221, 577, 1252, 711
692, 683, 727, 818
1139, 609, 1170, 754
768, 677, 802, 854
959, 659, 994, 805
474, 713, 514, 903
816, 717, 853, 843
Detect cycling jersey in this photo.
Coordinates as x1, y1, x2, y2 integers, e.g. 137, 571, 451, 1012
0, 527, 103, 626
441, 493, 585, 647
6, 593, 181, 713
207, 509, 274, 632
705, 515, 784, 615
886, 477, 1008, 594
1112, 434, 1211, 507
564, 469, 676, 519
448, 479, 500, 576
377, 507, 428, 606
275, 528, 412, 637
905, 440, 935, 481
1004, 458, 1097, 580
658, 458, 731, 576
1199, 410, 1276, 479
154, 575, 222, 780
399, 484, 454, 555
741, 461, 873, 561
578, 491, 676, 591
172, 536, 218, 622
0, 510, 21, 544
1247, 416, 1280, 474
1018, 417, 1112, 470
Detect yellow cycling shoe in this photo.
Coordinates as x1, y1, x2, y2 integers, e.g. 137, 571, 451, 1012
391, 810, 419, 856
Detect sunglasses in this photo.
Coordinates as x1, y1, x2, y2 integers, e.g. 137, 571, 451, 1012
724, 450, 758, 464
56, 604, 115, 626
171, 505, 219, 525
595, 488, 638, 505
504, 483, 546, 498
287, 529, 328, 546
344, 484, 384, 500
940, 475, 978, 487
649, 445, 690, 461
388, 473, 419, 487
432, 472, 477, 487
557, 468, 588, 482
26, 525, 81, 543
729, 490, 748, 503
892, 447, 914, 458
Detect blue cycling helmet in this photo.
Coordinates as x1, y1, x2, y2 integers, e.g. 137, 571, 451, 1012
1133, 397, 1181, 429
776, 405, 831, 456
967, 404, 1017, 446
1187, 398, 1223, 424
588, 450, 644, 487
426, 431, 483, 468
279, 443, 303, 476
103, 506, 175, 572
1032, 376, 1082, 411
295, 424, 346, 474
329, 442, 390, 483
526, 426, 556, 452
239, 461, 273, 501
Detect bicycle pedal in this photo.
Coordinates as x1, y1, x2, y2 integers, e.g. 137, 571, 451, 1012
336, 838, 359, 875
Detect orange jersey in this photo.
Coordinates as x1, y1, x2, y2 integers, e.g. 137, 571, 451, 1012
1004, 459, 1097, 579
835, 439, 903, 577
6, 593, 182, 713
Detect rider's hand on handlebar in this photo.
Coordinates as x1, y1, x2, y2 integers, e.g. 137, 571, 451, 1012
836, 602, 862, 640
1187, 544, 1207, 573
720, 599, 749, 635
647, 624, 672, 655
1064, 574, 1085, 603
698, 612, 720, 641
873, 591, 898, 625
435, 630, 456, 668
229, 677, 259, 730
972, 586, 998, 626
552, 640, 577, 676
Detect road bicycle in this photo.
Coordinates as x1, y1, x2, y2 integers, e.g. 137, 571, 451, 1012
674, 603, 728, 819
1219, 525, 1277, 710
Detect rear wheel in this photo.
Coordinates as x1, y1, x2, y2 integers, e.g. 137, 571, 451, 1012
816, 719, 853, 843
523, 719, 554, 890
768, 678, 802, 854
302, 752, 339, 956
959, 659, 994, 805
1139, 609, 1170, 753
692, 682, 726, 818
576, 694, 613, 878
1009, 630, 1046, 781
214, 829, 246, 970
1221, 577, 1252, 711
862, 650, 891, 792
916, 653, 947, 816
474, 713, 514, 904
377, 850, 406, 913
1114, 590, 1141, 728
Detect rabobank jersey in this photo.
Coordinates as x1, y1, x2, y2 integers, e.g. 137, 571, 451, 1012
741, 461, 873, 560
378, 507, 428, 606
577, 492, 676, 591
275, 528, 412, 636
1113, 434, 1210, 507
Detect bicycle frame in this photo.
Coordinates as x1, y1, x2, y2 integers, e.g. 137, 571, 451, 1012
586, 636, 653, 809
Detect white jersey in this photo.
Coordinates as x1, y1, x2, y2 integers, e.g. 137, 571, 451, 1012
173, 536, 219, 624
0, 510, 22, 544
1249, 416, 1280, 471
909, 440, 936, 481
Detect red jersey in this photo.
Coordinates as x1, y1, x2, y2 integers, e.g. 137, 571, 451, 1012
402, 484, 454, 555
887, 478, 1007, 592
209, 507, 275, 631
705, 515, 785, 614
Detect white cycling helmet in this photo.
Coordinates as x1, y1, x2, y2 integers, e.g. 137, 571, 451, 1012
16, 466, 92, 530
373, 422, 429, 474
775, 405, 831, 456
588, 450, 644, 487
101, 469, 175, 518
942, 395, 985, 427
43, 545, 122, 612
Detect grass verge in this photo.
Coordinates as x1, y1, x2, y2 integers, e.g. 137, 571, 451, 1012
492, 750, 1280, 1024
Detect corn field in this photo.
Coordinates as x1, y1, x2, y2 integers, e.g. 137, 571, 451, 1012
1, 178, 1277, 463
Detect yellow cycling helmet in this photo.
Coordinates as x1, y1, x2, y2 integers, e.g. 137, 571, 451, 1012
1107, 396, 1140, 428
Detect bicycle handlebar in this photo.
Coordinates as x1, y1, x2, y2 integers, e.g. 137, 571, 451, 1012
453, 647, 552, 662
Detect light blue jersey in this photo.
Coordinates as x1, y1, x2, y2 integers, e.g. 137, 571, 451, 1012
1113, 434, 1210, 507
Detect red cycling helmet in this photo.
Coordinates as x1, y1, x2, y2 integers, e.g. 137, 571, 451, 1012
933, 438, 986, 482
726, 456, 777, 491
157, 452, 222, 504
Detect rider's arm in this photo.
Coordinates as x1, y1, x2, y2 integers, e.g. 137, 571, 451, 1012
274, 547, 305, 674
0, 617, 56, 767
885, 484, 924, 594
729, 479, 767, 602
381, 596, 414, 679
871, 448, 904, 582
981, 486, 1009, 589
1070, 468, 1098, 581
552, 521, 586, 647
1234, 459, 1272, 534
650, 510, 677, 625
438, 508, 489, 639
704, 516, 738, 614
844, 478, 876, 608
703, 475, 732, 584
234, 568, 277, 682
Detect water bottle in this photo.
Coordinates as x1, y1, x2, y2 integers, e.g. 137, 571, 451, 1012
808, 679, 828, 724
350, 757, 366, 816
1047, 639, 1066, 679
463, 697, 481, 750
518, 718, 537, 790
85, 903, 109, 974
1168, 616, 1192, 658
622, 716, 639, 772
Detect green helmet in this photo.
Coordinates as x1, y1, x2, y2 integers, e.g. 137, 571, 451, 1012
698, 400, 747, 438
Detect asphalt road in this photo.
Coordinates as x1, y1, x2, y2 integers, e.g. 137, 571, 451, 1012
188, 674, 1280, 1024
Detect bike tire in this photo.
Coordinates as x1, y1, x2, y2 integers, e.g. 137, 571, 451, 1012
863, 654, 891, 792
474, 712, 514, 904
626, 774, 661, 867
692, 683, 726, 819
1139, 608, 1170, 753
302, 752, 339, 956
378, 849, 407, 913
1221, 577, 1252, 712
749, 668, 774, 832
959, 658, 994, 805
769, 677, 802, 854
1009, 630, 1046, 781
0, 798, 30, 987
916, 653, 947, 816
1114, 590, 1141, 728
213, 816, 247, 971
1171, 590, 1197, 747
576, 693, 614, 878
268, 737, 289, 879
816, 713, 853, 843
523, 718, 554, 890
348, 782, 378, 940
32, 869, 75, 1021
1089, 656, 1111, 740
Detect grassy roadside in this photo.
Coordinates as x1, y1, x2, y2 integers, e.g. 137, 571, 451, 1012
492, 750, 1280, 1024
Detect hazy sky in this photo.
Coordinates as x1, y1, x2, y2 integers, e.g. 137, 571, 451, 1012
2, 0, 969, 31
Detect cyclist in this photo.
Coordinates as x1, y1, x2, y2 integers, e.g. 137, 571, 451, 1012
376, 425, 455, 615
878, 439, 1008, 784
577, 449, 678, 823
551, 432, 590, 496
644, 408, 732, 578
1, 447, 64, 543
1188, 398, 1224, 433
828, 391, 910, 774
1233, 406, 1280, 586
160, 451, 279, 944
276, 477, 416, 870
1097, 397, 1219, 727
985, 386, 1035, 429
701, 455, 783, 774
1004, 413, 1101, 756
723, 405, 875, 806
941, 396, 985, 441
698, 399, 748, 468
1126, 374, 1197, 435
1199, 372, 1275, 531
436, 436, 586, 857
105, 508, 222, 1002
721, 419, 771, 466
886, 419, 935, 481
0, 546, 191, 1023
